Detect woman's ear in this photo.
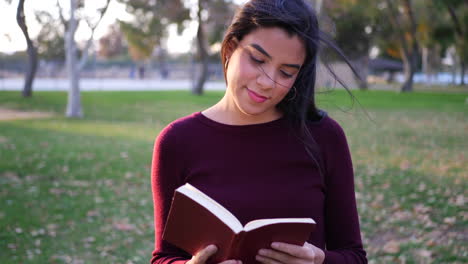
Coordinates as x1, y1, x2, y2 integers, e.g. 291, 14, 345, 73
225, 37, 240, 61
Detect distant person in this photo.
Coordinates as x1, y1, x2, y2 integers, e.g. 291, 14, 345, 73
129, 65, 136, 79
138, 66, 145, 79
150, 0, 367, 264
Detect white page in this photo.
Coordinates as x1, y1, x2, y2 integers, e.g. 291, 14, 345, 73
177, 183, 244, 234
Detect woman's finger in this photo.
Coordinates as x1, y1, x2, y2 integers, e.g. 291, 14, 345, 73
255, 254, 283, 264
271, 242, 315, 260
191, 245, 218, 264
190, 245, 241, 264
257, 248, 294, 263
219, 260, 242, 264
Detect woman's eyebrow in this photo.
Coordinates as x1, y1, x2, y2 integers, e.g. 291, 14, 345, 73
250, 43, 272, 59
249, 43, 301, 70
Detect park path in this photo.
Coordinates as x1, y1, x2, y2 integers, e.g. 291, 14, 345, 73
0, 107, 54, 121
0, 78, 226, 91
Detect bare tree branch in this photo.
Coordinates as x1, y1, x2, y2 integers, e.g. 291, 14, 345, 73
78, 0, 111, 70
56, 0, 68, 31
384, 0, 410, 57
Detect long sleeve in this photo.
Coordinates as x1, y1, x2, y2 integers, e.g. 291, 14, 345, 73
321, 120, 367, 264
150, 124, 191, 264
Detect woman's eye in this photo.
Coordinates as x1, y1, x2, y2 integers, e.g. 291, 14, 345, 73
250, 55, 264, 64
281, 71, 293, 78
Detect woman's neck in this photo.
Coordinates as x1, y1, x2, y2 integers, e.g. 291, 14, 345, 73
202, 94, 283, 126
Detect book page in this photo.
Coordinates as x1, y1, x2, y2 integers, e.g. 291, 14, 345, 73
178, 184, 244, 233
244, 218, 315, 232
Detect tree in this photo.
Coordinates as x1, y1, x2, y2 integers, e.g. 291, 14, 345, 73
117, 0, 189, 79
35, 10, 66, 62
376, 0, 420, 92
193, 0, 236, 95
418, 1, 452, 84
58, 0, 110, 118
192, 0, 209, 95
118, 0, 234, 94
119, 18, 160, 79
434, 0, 467, 86
5, 0, 38, 97
325, 0, 375, 90
98, 24, 126, 59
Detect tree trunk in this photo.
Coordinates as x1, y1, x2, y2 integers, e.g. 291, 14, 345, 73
401, 50, 416, 92
65, 0, 82, 118
400, 0, 418, 92
461, 61, 466, 86
422, 46, 429, 83
192, 0, 208, 95
352, 56, 369, 90
16, 0, 37, 98
445, 3, 465, 86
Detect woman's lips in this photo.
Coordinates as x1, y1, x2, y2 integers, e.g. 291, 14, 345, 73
247, 88, 268, 103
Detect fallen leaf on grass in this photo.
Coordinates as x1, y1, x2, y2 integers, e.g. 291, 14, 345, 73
416, 249, 432, 258
82, 236, 96, 243
3, 171, 21, 183
417, 183, 426, 192
451, 195, 465, 207
383, 240, 400, 254
400, 160, 411, 171
113, 220, 135, 231
413, 204, 431, 214
443, 217, 456, 225
0, 136, 8, 143
125, 172, 134, 179
87, 210, 99, 217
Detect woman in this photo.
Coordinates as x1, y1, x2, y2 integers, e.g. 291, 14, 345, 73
151, 0, 367, 263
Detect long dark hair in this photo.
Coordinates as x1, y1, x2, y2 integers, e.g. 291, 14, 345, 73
220, 0, 356, 179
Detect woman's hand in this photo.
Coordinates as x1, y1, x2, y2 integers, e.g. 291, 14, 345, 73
186, 244, 242, 264
256, 242, 325, 264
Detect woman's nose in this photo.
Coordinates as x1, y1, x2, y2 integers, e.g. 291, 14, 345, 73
256, 66, 277, 89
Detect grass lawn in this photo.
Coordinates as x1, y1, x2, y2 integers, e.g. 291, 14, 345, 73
0, 89, 466, 264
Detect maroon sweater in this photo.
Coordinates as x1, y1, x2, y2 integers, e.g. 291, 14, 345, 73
151, 111, 367, 264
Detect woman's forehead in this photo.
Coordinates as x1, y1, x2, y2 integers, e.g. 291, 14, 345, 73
241, 27, 305, 64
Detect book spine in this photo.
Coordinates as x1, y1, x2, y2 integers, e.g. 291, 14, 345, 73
228, 231, 246, 260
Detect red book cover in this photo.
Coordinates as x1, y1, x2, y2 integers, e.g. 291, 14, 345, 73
162, 184, 315, 264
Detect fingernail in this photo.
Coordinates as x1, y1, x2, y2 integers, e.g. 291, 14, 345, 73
208, 244, 217, 251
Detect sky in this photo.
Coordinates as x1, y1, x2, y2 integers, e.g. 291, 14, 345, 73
0, 0, 247, 55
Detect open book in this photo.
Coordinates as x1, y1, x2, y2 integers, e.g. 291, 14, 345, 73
162, 183, 316, 264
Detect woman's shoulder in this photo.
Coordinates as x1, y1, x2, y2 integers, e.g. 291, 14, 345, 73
307, 110, 347, 141
155, 112, 202, 143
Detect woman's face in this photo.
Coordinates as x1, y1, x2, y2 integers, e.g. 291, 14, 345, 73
225, 27, 306, 122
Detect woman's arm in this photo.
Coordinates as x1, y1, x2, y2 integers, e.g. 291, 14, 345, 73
151, 124, 192, 264
321, 119, 367, 264
151, 124, 244, 264
253, 118, 367, 264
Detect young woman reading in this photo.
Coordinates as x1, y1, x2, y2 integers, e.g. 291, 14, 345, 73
151, 0, 367, 263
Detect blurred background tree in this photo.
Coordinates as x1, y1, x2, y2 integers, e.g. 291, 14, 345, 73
118, 0, 235, 94
58, 0, 110, 118
325, 0, 375, 90
117, 0, 189, 80
34, 10, 66, 63
433, 0, 467, 86
4, 0, 38, 97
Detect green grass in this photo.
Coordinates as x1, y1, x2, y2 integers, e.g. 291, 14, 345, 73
0, 89, 467, 263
